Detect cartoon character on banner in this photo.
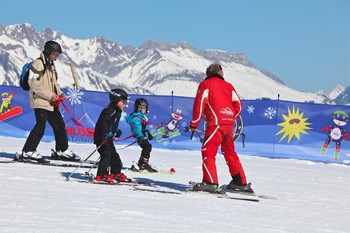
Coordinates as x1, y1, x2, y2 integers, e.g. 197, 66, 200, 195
150, 109, 183, 142
321, 110, 349, 160
1, 92, 14, 113
0, 91, 22, 122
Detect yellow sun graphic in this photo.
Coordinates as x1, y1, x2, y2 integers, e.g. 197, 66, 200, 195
276, 106, 312, 143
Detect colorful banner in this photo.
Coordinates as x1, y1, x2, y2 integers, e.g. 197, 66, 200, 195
1, 85, 349, 164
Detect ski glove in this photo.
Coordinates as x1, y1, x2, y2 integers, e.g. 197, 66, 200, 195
115, 129, 122, 138
147, 131, 153, 140
106, 131, 114, 138
137, 137, 143, 145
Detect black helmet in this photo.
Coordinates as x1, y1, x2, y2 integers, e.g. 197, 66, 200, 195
109, 88, 128, 104
134, 98, 148, 114
44, 41, 62, 56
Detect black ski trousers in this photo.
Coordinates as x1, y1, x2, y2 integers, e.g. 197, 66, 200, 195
96, 139, 122, 176
22, 108, 68, 152
139, 139, 152, 160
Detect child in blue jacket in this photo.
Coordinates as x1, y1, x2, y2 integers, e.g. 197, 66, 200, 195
126, 98, 158, 172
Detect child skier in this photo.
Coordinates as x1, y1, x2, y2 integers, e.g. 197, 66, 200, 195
127, 98, 158, 173
94, 88, 131, 183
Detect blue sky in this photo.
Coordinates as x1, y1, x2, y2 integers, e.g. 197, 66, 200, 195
1, 0, 349, 93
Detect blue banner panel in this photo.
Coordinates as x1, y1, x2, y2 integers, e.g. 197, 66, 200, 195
1, 85, 349, 164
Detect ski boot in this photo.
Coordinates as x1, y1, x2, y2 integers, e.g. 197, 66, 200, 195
54, 149, 81, 161
112, 173, 133, 182
191, 182, 219, 193
95, 174, 116, 183
20, 151, 49, 163
227, 181, 254, 193
137, 158, 158, 173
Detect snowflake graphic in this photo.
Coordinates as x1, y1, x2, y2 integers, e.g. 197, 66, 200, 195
153, 115, 157, 120
247, 105, 255, 114
66, 87, 84, 105
264, 107, 276, 119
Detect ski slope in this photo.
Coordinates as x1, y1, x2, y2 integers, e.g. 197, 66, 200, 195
0, 136, 349, 233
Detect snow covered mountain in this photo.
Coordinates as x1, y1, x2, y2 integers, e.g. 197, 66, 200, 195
0, 23, 347, 104
334, 85, 350, 105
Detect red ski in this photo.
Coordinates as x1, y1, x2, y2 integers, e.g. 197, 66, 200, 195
0, 106, 23, 122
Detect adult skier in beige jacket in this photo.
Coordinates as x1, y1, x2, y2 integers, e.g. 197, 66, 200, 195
21, 41, 79, 162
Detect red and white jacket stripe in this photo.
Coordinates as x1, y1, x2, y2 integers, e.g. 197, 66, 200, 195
190, 75, 242, 128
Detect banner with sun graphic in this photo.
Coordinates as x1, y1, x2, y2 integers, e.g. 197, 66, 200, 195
240, 100, 350, 163
275, 106, 313, 143
0, 85, 349, 164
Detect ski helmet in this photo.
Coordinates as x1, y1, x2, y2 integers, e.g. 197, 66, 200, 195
134, 98, 148, 114
109, 89, 128, 104
44, 41, 62, 56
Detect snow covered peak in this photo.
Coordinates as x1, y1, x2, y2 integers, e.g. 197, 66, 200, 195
140, 40, 196, 52
0, 23, 348, 104
328, 85, 345, 100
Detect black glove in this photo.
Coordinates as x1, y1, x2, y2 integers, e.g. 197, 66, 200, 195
147, 131, 153, 140
137, 137, 143, 145
115, 129, 122, 138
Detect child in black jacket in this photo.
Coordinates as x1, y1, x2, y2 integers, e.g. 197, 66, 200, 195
93, 88, 130, 183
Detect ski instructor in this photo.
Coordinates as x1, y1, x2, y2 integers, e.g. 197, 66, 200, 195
189, 63, 253, 193
20, 40, 79, 162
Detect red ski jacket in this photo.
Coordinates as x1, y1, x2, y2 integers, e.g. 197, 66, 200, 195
190, 75, 242, 128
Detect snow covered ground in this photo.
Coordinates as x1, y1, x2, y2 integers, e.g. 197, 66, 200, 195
0, 136, 349, 233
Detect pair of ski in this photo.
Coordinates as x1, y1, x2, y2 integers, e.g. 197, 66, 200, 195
130, 185, 260, 202
12, 149, 97, 168
128, 164, 176, 175
134, 181, 276, 202
87, 179, 268, 202
75, 173, 157, 188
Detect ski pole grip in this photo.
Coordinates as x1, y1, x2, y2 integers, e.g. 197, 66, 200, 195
190, 131, 195, 140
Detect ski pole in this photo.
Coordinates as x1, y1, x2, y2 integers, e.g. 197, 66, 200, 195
195, 131, 204, 143
184, 126, 205, 133
65, 136, 110, 181
190, 131, 195, 140
187, 127, 204, 143
85, 155, 101, 175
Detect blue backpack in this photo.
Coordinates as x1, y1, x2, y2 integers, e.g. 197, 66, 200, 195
20, 58, 45, 91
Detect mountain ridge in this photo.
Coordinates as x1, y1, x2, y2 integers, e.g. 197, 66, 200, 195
0, 22, 348, 105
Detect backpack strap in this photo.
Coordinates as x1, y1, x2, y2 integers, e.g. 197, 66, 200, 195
30, 57, 46, 80
131, 115, 150, 137
134, 115, 150, 127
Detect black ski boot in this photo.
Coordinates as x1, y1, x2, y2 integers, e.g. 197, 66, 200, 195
227, 181, 254, 193
191, 182, 219, 193
137, 158, 158, 173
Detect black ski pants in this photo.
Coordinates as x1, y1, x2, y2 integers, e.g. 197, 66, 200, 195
22, 108, 68, 152
139, 139, 152, 160
96, 139, 122, 176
